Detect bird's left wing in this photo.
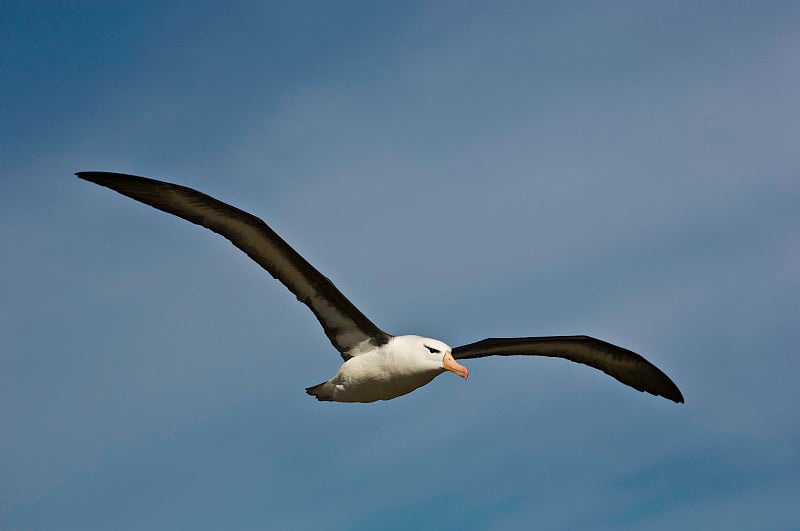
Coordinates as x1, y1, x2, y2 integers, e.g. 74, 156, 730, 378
77, 171, 391, 359
452, 336, 683, 403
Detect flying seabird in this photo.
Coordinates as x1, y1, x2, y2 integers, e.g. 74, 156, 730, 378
77, 171, 684, 404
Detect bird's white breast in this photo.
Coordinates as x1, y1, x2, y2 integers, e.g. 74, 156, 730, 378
330, 343, 441, 402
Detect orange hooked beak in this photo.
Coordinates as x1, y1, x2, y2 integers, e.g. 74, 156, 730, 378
442, 351, 469, 380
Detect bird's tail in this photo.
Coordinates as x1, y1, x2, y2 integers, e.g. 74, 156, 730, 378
305, 381, 335, 401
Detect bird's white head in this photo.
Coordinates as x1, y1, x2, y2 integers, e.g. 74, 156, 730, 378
391, 335, 469, 380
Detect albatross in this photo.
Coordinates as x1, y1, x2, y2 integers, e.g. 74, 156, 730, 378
77, 171, 684, 404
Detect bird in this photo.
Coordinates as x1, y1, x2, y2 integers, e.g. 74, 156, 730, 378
77, 171, 684, 404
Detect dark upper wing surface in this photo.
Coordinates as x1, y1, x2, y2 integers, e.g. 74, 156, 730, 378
453, 336, 683, 403
77, 171, 390, 358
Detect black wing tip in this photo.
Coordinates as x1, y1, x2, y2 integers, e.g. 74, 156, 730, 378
646, 363, 685, 404
663, 387, 685, 404
76, 170, 115, 179
569, 335, 687, 404
76, 171, 99, 182
76, 171, 127, 187
643, 374, 684, 404
76, 171, 180, 196
76, 171, 141, 183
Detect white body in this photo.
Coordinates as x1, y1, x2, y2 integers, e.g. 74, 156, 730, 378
308, 335, 461, 403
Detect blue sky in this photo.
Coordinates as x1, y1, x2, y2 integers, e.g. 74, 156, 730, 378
2, 1, 799, 529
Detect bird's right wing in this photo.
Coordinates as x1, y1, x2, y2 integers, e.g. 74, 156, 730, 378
77, 171, 391, 359
452, 336, 683, 403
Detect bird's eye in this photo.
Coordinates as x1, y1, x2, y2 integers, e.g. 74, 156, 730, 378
425, 345, 440, 354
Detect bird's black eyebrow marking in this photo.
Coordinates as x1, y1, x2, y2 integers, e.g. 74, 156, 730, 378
425, 345, 440, 354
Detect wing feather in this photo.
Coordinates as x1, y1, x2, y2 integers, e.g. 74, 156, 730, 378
452, 336, 683, 403
77, 171, 390, 359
